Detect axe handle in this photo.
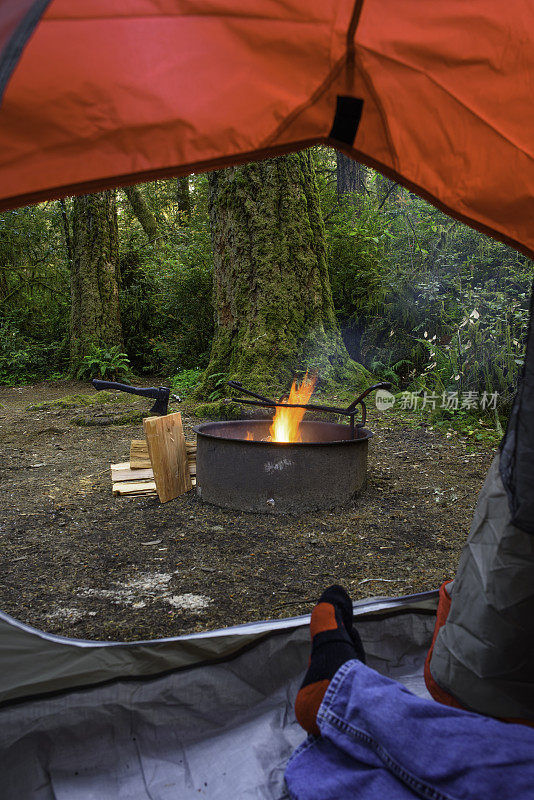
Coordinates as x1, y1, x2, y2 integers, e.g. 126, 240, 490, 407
92, 380, 161, 400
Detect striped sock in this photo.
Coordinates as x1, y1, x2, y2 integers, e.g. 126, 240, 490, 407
295, 585, 365, 736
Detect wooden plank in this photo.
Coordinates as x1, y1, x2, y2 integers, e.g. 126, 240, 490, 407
111, 463, 154, 482
113, 480, 157, 496
143, 412, 192, 502
112, 461, 130, 470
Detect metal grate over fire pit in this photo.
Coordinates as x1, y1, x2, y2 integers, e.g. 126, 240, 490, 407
194, 381, 389, 514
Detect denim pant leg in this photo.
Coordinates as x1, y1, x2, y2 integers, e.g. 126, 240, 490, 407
285, 660, 534, 800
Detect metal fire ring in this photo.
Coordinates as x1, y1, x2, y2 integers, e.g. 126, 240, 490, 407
194, 420, 373, 514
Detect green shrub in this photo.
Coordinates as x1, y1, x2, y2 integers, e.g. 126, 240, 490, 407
76, 345, 131, 380
170, 367, 203, 396
118, 189, 214, 375
0, 317, 67, 384
119, 251, 161, 372
326, 194, 386, 363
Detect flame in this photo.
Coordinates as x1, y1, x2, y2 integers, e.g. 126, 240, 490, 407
245, 431, 253, 441
269, 372, 317, 443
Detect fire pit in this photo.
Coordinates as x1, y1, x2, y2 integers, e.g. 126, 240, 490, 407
194, 379, 389, 514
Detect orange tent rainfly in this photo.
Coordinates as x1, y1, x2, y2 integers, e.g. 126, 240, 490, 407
0, 0, 533, 259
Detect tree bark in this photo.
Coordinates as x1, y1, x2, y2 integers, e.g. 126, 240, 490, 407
58, 199, 73, 266
70, 191, 123, 369
336, 152, 365, 197
176, 177, 191, 218
202, 151, 365, 394
123, 185, 158, 242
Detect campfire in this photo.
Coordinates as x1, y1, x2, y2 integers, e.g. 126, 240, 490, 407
244, 372, 318, 444
193, 377, 390, 514
269, 372, 317, 443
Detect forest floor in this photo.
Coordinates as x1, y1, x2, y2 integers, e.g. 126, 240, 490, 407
0, 379, 495, 641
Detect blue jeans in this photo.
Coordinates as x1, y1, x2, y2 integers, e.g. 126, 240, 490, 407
285, 660, 534, 799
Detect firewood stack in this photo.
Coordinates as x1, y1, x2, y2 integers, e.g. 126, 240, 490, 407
111, 412, 196, 501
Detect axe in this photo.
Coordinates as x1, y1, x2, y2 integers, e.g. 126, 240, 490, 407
91, 380, 181, 416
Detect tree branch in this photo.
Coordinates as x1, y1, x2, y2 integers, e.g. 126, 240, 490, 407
122, 186, 158, 242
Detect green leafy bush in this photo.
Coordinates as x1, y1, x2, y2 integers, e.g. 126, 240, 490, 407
327, 197, 386, 324
118, 180, 214, 375
149, 260, 214, 373
355, 192, 533, 415
170, 367, 203, 396
0, 317, 67, 384
119, 251, 161, 372
205, 372, 229, 401
76, 345, 130, 380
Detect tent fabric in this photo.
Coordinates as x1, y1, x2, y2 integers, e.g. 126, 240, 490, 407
423, 580, 466, 711
0, 0, 51, 100
500, 288, 534, 535
0, 1, 533, 260
0, 591, 438, 708
0, 593, 437, 799
429, 454, 534, 721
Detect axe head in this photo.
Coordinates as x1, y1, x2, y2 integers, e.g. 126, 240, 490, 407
149, 387, 171, 416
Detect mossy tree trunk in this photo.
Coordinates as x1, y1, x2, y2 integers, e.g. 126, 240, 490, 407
336, 152, 365, 197
58, 198, 73, 267
202, 151, 366, 395
70, 191, 123, 371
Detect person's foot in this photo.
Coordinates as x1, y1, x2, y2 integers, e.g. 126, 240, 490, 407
295, 585, 365, 736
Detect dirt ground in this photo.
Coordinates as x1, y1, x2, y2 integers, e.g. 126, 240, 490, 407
0, 380, 495, 641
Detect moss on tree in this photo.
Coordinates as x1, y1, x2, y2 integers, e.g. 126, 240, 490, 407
200, 152, 370, 398
70, 191, 123, 372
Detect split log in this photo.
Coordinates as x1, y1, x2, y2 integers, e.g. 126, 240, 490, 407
130, 440, 152, 469
111, 462, 153, 482
112, 476, 196, 497
113, 480, 157, 496
143, 412, 192, 502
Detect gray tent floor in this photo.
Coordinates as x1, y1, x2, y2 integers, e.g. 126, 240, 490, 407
0, 593, 437, 799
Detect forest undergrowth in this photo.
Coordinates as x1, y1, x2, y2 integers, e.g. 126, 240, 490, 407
0, 149, 531, 443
